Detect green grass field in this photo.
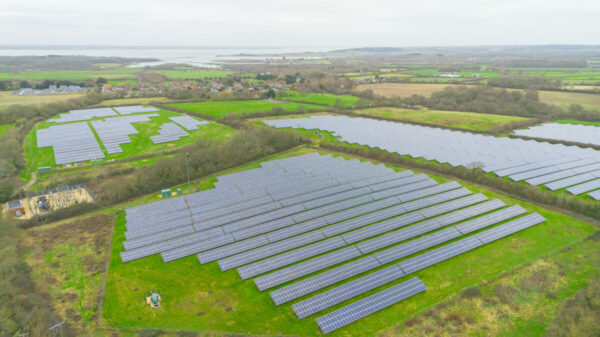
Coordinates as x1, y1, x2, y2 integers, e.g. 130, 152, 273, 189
539, 91, 600, 111
0, 90, 85, 110
168, 100, 327, 118
0, 67, 141, 80
0, 123, 13, 137
553, 119, 600, 126
353, 107, 530, 132
101, 148, 596, 336
93, 97, 175, 107
280, 90, 362, 107
24, 108, 236, 173
148, 69, 233, 80
108, 80, 137, 86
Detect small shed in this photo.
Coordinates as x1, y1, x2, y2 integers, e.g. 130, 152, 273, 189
7, 200, 25, 217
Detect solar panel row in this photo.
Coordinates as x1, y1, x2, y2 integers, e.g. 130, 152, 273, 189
291, 213, 544, 319
270, 205, 527, 305
315, 277, 427, 334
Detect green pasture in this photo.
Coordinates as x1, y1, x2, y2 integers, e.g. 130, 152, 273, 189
553, 119, 600, 126
168, 100, 327, 118
108, 80, 137, 86
280, 90, 362, 107
102, 148, 596, 336
0, 123, 14, 137
538, 91, 600, 111
458, 71, 499, 78
0, 90, 85, 110
353, 107, 530, 132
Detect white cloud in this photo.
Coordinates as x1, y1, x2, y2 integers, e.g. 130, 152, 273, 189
1, 0, 599, 47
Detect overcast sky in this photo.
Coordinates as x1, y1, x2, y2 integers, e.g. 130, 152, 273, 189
2, 0, 599, 48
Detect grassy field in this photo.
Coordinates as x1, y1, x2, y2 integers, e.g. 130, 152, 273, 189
0, 90, 84, 110
280, 90, 362, 107
0, 123, 13, 137
168, 100, 327, 118
553, 119, 600, 126
24, 108, 236, 172
108, 80, 137, 86
93, 97, 175, 107
356, 83, 472, 98
539, 91, 600, 111
21, 214, 114, 330
392, 234, 599, 336
354, 107, 530, 132
101, 147, 596, 337
148, 69, 233, 80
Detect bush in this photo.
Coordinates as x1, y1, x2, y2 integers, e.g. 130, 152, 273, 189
461, 286, 482, 299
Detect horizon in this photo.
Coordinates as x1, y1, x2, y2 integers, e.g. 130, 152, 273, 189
3, 1, 599, 47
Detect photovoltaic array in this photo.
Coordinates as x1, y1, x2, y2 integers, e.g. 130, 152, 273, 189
122, 153, 546, 334
91, 114, 159, 154
113, 105, 159, 115
150, 123, 190, 144
37, 105, 210, 165
169, 116, 210, 130
514, 123, 600, 146
49, 107, 116, 123
264, 115, 600, 200
37, 122, 104, 164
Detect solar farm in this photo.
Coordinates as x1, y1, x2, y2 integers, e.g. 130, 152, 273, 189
514, 122, 600, 146
33, 105, 219, 166
118, 153, 548, 334
264, 115, 600, 200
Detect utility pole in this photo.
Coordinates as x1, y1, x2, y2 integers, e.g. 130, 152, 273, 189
186, 152, 191, 192
297, 123, 300, 144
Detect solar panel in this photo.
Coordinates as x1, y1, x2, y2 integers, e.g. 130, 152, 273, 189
237, 237, 346, 279
254, 246, 361, 291
566, 178, 600, 195
113, 105, 159, 115
197, 235, 270, 263
218, 231, 325, 271
476, 213, 545, 244
270, 256, 381, 305
169, 116, 209, 130
455, 205, 527, 234
514, 123, 600, 146
292, 265, 405, 319
397, 236, 483, 274
355, 199, 503, 254
49, 107, 116, 123
315, 277, 426, 334
150, 123, 189, 144
264, 115, 598, 174
545, 171, 600, 191
590, 189, 600, 200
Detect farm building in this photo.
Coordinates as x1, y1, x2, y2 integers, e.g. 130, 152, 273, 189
7, 200, 25, 217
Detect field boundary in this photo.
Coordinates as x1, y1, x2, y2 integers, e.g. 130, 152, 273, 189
507, 134, 600, 150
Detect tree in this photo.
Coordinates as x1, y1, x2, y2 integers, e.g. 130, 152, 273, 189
263, 89, 276, 99
95, 77, 107, 86
19, 81, 30, 88
284, 74, 297, 85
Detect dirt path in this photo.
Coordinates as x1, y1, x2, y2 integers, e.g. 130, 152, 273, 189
24, 172, 36, 191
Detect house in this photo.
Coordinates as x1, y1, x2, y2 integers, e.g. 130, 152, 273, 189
7, 200, 25, 217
